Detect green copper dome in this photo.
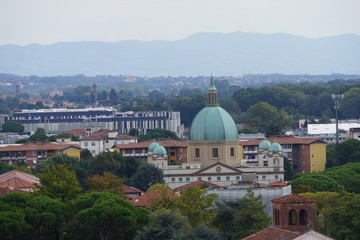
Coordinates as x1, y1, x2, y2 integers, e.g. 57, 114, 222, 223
190, 106, 238, 141
153, 145, 167, 155
148, 142, 159, 152
259, 140, 271, 150
269, 141, 283, 152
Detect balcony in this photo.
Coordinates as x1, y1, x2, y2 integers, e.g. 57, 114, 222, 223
243, 150, 258, 154
122, 153, 147, 157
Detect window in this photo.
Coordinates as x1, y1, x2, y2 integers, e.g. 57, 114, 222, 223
170, 152, 175, 156
236, 176, 240, 181
92, 142, 96, 146
289, 210, 297, 225
186, 177, 190, 182
300, 209, 307, 225
91, 150, 96, 154
230, 147, 235, 157
171, 178, 175, 182
106, 140, 109, 143
275, 175, 279, 180
208, 177, 212, 181
179, 178, 183, 182
262, 175, 266, 180
198, 177, 202, 181
195, 148, 200, 158
212, 148, 219, 158
263, 161, 268, 166
226, 176, 230, 181
217, 176, 221, 181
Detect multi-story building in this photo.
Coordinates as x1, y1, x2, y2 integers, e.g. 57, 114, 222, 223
240, 136, 327, 173
5, 108, 184, 137
349, 128, 360, 140
113, 139, 188, 164
80, 129, 138, 155
0, 142, 81, 167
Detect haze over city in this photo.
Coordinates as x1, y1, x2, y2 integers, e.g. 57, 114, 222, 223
1, 0, 359, 45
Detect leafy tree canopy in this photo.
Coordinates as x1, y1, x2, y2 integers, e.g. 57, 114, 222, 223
131, 163, 165, 191
1, 121, 24, 133
74, 191, 149, 240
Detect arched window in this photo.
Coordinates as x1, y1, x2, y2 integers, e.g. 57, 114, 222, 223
289, 210, 297, 225
276, 209, 280, 225
300, 209, 307, 225
273, 208, 280, 225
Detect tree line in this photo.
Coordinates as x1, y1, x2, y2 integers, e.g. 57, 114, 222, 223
0, 151, 271, 240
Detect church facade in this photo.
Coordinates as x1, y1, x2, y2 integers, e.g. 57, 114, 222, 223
147, 78, 284, 189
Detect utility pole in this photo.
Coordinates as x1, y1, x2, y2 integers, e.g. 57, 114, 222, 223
331, 94, 343, 145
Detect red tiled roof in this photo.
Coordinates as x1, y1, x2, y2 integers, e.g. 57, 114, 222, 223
173, 180, 221, 192
267, 181, 288, 187
0, 170, 39, 189
116, 134, 138, 140
240, 137, 325, 146
123, 185, 142, 194
0, 142, 80, 152
242, 226, 301, 240
63, 129, 85, 135
129, 189, 176, 207
114, 139, 188, 149
272, 194, 316, 204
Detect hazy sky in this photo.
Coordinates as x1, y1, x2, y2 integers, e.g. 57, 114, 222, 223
1, 0, 359, 45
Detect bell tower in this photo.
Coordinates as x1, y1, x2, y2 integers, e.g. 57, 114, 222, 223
272, 194, 316, 232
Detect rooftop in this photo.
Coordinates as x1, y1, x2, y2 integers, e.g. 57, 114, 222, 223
240, 136, 326, 146
114, 139, 187, 149
173, 180, 221, 193
0, 142, 80, 152
272, 194, 316, 204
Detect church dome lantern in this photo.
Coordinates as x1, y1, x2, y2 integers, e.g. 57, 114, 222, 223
189, 78, 238, 142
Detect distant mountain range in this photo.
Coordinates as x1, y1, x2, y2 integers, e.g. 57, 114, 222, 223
0, 32, 359, 76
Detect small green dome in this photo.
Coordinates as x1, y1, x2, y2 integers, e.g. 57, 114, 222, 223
269, 141, 282, 152
148, 142, 159, 152
190, 106, 238, 141
259, 140, 271, 150
153, 145, 167, 155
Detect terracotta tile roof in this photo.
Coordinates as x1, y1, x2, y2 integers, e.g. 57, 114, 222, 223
240, 136, 325, 146
0, 170, 39, 189
129, 189, 176, 207
123, 185, 142, 194
267, 181, 289, 187
173, 180, 221, 192
242, 226, 301, 240
114, 139, 188, 149
80, 133, 109, 141
272, 194, 316, 204
63, 129, 85, 135
116, 134, 138, 140
0, 142, 80, 152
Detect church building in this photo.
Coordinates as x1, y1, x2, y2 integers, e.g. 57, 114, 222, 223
147, 78, 284, 189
